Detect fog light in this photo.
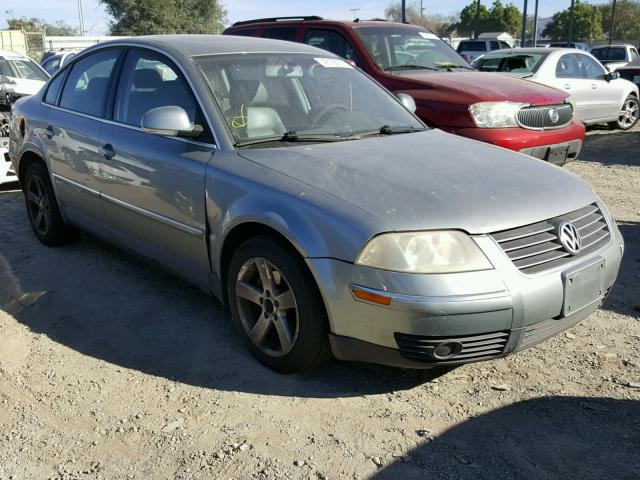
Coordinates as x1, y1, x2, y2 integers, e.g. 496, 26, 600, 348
433, 341, 463, 360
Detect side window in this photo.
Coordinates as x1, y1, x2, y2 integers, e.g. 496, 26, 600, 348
114, 50, 199, 129
499, 41, 511, 49
43, 57, 60, 75
303, 29, 361, 66
227, 29, 257, 37
59, 49, 120, 117
43, 71, 66, 105
266, 27, 298, 42
490, 41, 499, 50
631, 48, 639, 61
578, 54, 606, 79
0, 59, 14, 77
556, 54, 582, 78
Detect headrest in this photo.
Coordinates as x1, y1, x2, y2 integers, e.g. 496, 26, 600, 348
132, 68, 162, 90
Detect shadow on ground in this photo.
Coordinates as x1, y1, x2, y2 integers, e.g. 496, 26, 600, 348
371, 396, 640, 479
0, 190, 446, 399
581, 128, 639, 166
601, 222, 640, 318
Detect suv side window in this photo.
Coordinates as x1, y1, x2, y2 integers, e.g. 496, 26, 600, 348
266, 27, 298, 41
227, 28, 257, 37
59, 49, 120, 117
114, 49, 202, 131
499, 41, 510, 49
577, 54, 606, 79
303, 29, 361, 66
556, 53, 582, 78
490, 41, 499, 50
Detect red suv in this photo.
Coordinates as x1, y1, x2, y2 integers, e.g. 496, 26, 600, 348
223, 17, 586, 164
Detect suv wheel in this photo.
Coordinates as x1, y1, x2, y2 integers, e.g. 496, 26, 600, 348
610, 95, 639, 130
24, 162, 75, 245
227, 236, 330, 373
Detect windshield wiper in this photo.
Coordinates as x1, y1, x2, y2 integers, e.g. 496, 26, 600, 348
357, 125, 426, 137
384, 64, 439, 71
435, 63, 475, 70
235, 131, 349, 147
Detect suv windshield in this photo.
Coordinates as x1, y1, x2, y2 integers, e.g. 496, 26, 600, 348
354, 25, 470, 71
592, 47, 626, 62
475, 53, 547, 73
193, 53, 424, 144
0, 56, 49, 81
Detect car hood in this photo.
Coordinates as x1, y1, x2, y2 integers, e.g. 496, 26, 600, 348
393, 70, 567, 104
238, 129, 596, 234
0, 77, 46, 96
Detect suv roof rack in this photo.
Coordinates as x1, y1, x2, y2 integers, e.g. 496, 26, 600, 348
353, 18, 388, 22
232, 16, 324, 27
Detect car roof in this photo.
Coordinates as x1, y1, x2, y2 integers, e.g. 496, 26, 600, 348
229, 18, 422, 29
591, 44, 633, 49
483, 47, 573, 55
0, 49, 30, 59
82, 34, 334, 58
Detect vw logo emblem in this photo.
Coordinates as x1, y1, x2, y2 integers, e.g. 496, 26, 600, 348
558, 222, 582, 255
548, 108, 560, 124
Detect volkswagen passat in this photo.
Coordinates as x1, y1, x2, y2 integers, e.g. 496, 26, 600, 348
9, 36, 624, 372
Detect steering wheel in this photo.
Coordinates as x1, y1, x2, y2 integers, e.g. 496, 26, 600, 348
310, 104, 349, 127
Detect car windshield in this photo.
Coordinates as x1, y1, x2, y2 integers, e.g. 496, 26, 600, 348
354, 25, 470, 71
0, 57, 49, 81
592, 47, 626, 61
475, 53, 547, 73
193, 53, 424, 144
457, 41, 486, 52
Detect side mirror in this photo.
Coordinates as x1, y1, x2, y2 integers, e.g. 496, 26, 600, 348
141, 105, 203, 138
396, 93, 417, 113
605, 71, 621, 82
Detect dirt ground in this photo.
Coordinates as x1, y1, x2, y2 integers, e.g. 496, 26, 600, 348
0, 126, 639, 480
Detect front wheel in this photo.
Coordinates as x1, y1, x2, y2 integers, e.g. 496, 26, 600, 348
227, 236, 330, 373
609, 95, 639, 130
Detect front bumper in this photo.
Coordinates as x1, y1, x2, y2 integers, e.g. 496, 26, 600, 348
307, 212, 624, 369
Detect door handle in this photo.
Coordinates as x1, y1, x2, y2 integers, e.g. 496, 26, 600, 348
591, 84, 598, 89
99, 143, 115, 160
44, 125, 54, 139
563, 84, 571, 89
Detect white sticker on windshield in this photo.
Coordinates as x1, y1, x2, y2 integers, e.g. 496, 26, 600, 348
314, 57, 353, 68
418, 32, 439, 40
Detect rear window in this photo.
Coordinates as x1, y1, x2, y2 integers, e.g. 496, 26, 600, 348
457, 41, 486, 52
592, 47, 626, 61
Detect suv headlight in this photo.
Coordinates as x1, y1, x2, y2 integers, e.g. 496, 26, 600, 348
355, 231, 493, 274
469, 102, 526, 128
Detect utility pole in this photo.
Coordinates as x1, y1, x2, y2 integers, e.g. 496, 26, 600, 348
532, 0, 539, 47
474, 0, 481, 39
609, 0, 617, 45
401, 0, 406, 23
77, 0, 85, 36
568, 0, 575, 43
521, 0, 528, 47
420, 0, 424, 20
349, 8, 360, 20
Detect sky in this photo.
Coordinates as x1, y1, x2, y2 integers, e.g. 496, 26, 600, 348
1, 0, 612, 36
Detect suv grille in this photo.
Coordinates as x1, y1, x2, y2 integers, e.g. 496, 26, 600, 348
517, 103, 573, 130
394, 331, 509, 363
491, 203, 611, 274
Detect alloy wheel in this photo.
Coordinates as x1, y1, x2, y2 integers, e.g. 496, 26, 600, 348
618, 97, 639, 129
235, 257, 299, 357
26, 175, 51, 236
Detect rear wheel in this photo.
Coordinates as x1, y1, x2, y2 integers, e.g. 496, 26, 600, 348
227, 236, 330, 373
609, 95, 639, 130
24, 162, 75, 246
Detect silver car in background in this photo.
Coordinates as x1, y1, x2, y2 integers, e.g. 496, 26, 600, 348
474, 48, 640, 130
9, 36, 624, 373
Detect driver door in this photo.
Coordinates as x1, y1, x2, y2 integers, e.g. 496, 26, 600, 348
577, 53, 622, 120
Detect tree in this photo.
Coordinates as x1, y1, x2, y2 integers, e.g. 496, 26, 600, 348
384, 3, 457, 37
542, 0, 604, 42
6, 17, 77, 35
458, 2, 490, 35
456, 1, 521, 37
99, 0, 227, 35
598, 0, 640, 42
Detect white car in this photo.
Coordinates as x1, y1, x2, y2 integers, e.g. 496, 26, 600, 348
0, 49, 49, 107
591, 44, 640, 72
474, 48, 640, 130
0, 138, 16, 185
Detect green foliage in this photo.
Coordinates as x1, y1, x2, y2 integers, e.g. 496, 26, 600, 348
598, 0, 640, 41
99, 0, 227, 35
457, 1, 522, 36
6, 17, 77, 36
542, 0, 604, 42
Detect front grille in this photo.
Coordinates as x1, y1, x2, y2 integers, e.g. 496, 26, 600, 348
491, 203, 611, 274
517, 103, 573, 130
394, 331, 509, 363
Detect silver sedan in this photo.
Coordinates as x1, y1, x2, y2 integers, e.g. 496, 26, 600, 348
474, 48, 640, 130
9, 36, 624, 372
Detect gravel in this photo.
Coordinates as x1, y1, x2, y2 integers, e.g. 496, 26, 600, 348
0, 125, 639, 479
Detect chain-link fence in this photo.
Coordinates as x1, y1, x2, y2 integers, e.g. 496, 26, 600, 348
24, 31, 45, 61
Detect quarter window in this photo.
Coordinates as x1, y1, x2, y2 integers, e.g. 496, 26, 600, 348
59, 49, 120, 117
114, 50, 199, 128
43, 71, 66, 105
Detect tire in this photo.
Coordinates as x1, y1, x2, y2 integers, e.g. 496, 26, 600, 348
23, 162, 75, 246
227, 236, 331, 373
609, 95, 639, 130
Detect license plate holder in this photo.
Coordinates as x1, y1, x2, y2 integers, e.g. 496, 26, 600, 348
546, 145, 569, 164
562, 258, 605, 317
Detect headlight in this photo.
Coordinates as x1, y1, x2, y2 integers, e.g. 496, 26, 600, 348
469, 102, 526, 128
355, 231, 493, 274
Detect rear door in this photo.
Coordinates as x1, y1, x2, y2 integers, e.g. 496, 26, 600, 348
45, 48, 122, 236
98, 47, 213, 287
